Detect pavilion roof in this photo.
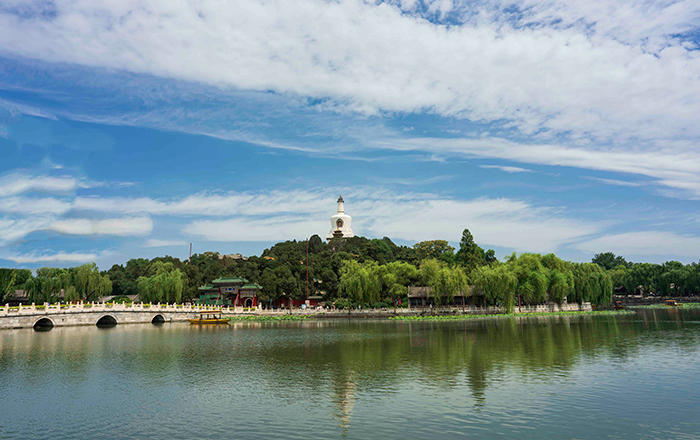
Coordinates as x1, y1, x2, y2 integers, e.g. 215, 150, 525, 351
212, 277, 248, 284
198, 285, 217, 291
241, 283, 262, 290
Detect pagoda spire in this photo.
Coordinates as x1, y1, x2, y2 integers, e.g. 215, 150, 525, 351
337, 195, 345, 214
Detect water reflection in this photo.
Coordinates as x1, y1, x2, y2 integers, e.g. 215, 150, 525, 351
1, 309, 699, 440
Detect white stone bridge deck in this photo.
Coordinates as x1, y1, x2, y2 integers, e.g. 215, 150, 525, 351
0, 302, 246, 329
1, 301, 592, 330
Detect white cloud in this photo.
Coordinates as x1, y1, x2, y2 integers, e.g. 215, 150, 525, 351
0, 0, 699, 145
183, 189, 600, 252
0, 217, 55, 244
376, 136, 700, 197
50, 217, 153, 236
0, 197, 72, 215
73, 191, 331, 216
574, 231, 700, 257
0, 173, 79, 196
585, 177, 644, 187
185, 217, 330, 243
7, 252, 101, 264
0, 97, 57, 120
479, 165, 532, 173
145, 239, 188, 248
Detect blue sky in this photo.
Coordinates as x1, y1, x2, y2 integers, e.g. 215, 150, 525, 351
1, 0, 700, 269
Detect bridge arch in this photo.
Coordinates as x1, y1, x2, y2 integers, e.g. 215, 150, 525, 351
96, 315, 118, 326
151, 314, 165, 324
33, 317, 55, 330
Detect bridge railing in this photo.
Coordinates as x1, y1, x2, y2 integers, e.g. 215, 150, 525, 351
0, 301, 217, 316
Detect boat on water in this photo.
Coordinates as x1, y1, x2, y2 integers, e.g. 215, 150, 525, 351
188, 310, 229, 325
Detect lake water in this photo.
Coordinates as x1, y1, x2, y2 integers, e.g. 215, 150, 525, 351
1, 309, 699, 439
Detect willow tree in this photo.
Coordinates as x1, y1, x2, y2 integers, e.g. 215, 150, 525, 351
23, 268, 73, 303
0, 269, 16, 303
507, 253, 548, 305
570, 263, 613, 305
428, 266, 469, 306
547, 270, 574, 304
375, 261, 419, 305
471, 264, 517, 313
338, 260, 381, 306
137, 262, 186, 304
72, 263, 112, 301
419, 258, 442, 286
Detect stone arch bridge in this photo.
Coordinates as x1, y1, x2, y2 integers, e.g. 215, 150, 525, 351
0, 302, 204, 330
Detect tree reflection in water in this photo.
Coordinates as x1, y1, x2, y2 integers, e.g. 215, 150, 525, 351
1, 308, 699, 439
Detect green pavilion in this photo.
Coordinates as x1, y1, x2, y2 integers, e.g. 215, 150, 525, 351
196, 277, 262, 307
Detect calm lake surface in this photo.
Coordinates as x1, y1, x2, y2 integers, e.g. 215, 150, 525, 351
1, 309, 699, 440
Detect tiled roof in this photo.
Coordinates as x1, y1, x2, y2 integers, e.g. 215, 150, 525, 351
212, 277, 248, 284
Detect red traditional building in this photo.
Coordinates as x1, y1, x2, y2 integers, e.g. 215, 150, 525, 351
196, 277, 262, 307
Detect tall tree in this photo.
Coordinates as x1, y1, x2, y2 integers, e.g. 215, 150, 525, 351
413, 240, 455, 262
592, 252, 629, 270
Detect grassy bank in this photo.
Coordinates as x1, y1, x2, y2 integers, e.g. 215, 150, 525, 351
389, 310, 635, 321
228, 315, 312, 322
630, 302, 700, 309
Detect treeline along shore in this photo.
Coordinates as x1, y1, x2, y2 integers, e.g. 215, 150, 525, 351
2, 229, 700, 313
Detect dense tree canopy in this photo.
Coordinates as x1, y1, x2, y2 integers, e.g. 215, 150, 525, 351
22, 264, 111, 303
5, 232, 700, 309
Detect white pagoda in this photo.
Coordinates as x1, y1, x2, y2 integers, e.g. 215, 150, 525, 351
326, 195, 354, 241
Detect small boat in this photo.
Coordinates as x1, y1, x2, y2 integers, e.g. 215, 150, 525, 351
188, 310, 229, 325
664, 300, 681, 307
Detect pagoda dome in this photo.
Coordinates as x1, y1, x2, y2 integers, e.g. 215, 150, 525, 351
326, 195, 354, 240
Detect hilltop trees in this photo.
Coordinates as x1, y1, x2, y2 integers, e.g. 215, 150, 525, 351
592, 252, 630, 270
413, 240, 455, 262
456, 229, 497, 270
23, 227, 700, 309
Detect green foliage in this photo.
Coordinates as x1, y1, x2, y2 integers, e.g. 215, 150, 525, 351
375, 261, 419, 303
0, 269, 17, 303
569, 263, 613, 305
508, 253, 549, 304
333, 297, 352, 309
137, 262, 186, 303
456, 229, 495, 270
429, 266, 469, 306
419, 258, 442, 286
7, 231, 698, 311
413, 240, 455, 261
592, 252, 630, 270
338, 260, 381, 306
472, 264, 518, 313
22, 264, 111, 303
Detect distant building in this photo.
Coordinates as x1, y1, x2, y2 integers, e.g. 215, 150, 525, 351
326, 195, 355, 241
218, 253, 248, 260
4, 290, 29, 306
196, 277, 262, 307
